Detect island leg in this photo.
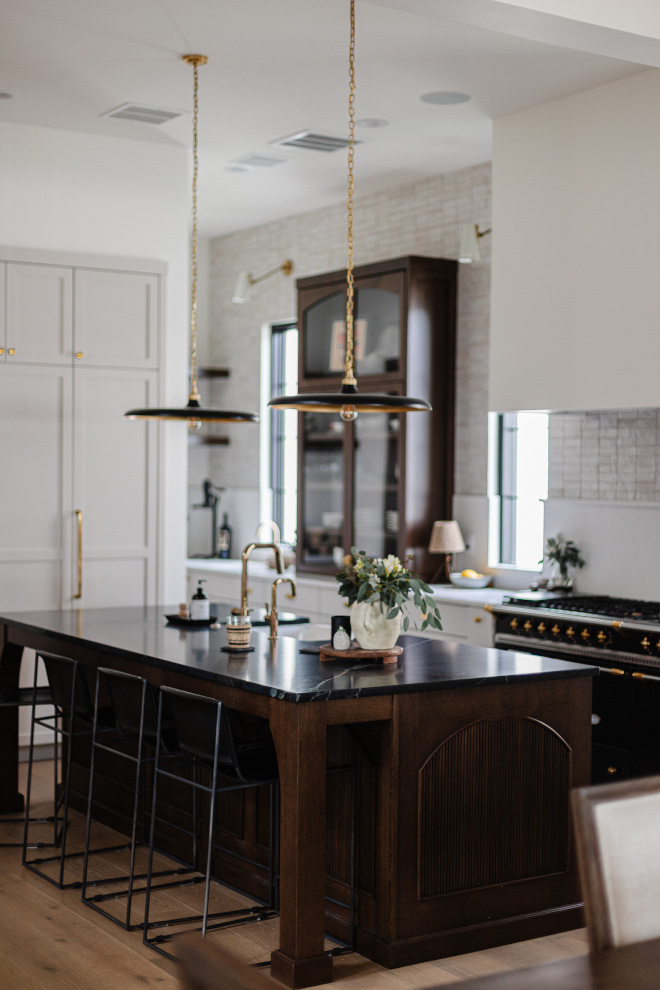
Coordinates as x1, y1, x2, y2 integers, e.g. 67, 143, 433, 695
0, 626, 25, 813
269, 698, 333, 989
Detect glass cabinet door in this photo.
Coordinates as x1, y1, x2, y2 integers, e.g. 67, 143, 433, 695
352, 412, 400, 559
300, 412, 345, 567
301, 276, 402, 380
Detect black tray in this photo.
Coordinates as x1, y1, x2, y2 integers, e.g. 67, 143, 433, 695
165, 614, 214, 628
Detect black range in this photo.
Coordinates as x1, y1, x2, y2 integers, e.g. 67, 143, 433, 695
488, 594, 660, 784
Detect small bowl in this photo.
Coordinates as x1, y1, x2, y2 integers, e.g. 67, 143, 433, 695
449, 573, 492, 589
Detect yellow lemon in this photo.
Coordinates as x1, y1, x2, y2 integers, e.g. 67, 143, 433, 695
461, 568, 482, 579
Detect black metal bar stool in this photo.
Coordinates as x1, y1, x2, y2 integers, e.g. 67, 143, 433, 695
143, 686, 281, 959
0, 683, 54, 848
22, 651, 130, 889
81, 667, 196, 930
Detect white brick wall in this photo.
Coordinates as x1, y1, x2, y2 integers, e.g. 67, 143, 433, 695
207, 162, 492, 498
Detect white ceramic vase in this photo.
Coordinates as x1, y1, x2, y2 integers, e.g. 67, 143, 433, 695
351, 600, 401, 650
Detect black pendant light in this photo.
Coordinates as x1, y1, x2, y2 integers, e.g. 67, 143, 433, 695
125, 55, 259, 429
267, 1, 431, 422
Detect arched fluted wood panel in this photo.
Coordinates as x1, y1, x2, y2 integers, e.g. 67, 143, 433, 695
418, 716, 571, 898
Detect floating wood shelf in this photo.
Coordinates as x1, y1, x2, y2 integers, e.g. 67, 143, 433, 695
198, 367, 230, 378
187, 435, 230, 446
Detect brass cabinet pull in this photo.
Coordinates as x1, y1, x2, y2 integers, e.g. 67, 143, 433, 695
607, 766, 618, 775
8, 348, 15, 356
75, 510, 83, 599
76, 352, 83, 359
0, 348, 4, 355
474, 616, 482, 623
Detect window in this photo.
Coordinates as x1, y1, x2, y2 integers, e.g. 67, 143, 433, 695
263, 322, 298, 547
490, 412, 548, 570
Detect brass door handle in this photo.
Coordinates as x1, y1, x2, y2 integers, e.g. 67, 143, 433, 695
75, 510, 83, 599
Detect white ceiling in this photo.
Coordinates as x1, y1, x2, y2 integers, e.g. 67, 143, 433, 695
0, 0, 652, 237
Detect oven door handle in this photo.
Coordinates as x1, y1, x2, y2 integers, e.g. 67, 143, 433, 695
631, 670, 660, 684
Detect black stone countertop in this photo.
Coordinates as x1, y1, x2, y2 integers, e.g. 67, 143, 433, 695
0, 605, 597, 703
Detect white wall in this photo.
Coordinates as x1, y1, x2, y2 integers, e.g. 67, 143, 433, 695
490, 68, 660, 414
0, 120, 190, 602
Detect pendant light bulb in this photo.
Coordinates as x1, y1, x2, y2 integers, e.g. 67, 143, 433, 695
340, 405, 358, 422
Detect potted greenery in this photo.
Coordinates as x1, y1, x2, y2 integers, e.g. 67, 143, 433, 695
336, 547, 443, 649
540, 535, 585, 591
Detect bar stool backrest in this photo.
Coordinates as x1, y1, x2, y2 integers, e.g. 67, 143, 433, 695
161, 686, 240, 778
99, 667, 159, 741
39, 651, 93, 722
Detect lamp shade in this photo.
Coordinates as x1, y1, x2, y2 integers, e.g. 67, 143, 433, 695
458, 223, 480, 264
232, 271, 251, 304
428, 520, 466, 554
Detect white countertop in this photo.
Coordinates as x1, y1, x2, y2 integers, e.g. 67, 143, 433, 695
186, 558, 522, 607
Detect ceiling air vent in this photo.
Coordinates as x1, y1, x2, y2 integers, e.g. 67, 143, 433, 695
231, 154, 292, 168
270, 131, 359, 152
101, 103, 188, 125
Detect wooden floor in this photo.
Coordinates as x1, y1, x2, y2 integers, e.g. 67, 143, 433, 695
0, 760, 589, 990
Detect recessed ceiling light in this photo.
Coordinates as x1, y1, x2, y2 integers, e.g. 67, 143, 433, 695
0, 92, 16, 100
420, 91, 470, 105
356, 118, 389, 128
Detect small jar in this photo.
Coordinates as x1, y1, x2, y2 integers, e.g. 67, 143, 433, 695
226, 614, 252, 649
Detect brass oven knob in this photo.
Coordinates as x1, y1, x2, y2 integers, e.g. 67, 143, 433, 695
552, 624, 560, 636
641, 637, 651, 650
524, 620, 532, 632
510, 619, 518, 630
597, 630, 607, 643
537, 622, 546, 634
566, 626, 575, 638
607, 766, 618, 775
581, 628, 590, 640
656, 640, 660, 652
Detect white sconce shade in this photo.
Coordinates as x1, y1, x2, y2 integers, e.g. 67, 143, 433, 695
458, 223, 481, 264
232, 271, 251, 304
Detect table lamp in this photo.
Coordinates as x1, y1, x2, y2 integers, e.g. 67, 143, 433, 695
428, 520, 466, 583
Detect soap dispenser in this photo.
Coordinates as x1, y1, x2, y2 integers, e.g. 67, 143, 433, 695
190, 579, 210, 621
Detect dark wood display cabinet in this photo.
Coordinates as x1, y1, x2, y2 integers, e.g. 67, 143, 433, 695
296, 255, 457, 580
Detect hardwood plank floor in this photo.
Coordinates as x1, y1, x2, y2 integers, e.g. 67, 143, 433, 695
0, 760, 588, 990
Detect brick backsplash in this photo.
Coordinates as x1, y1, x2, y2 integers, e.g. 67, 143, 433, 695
549, 410, 660, 501
208, 162, 492, 496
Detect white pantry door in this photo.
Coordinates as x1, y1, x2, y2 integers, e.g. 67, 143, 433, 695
70, 367, 159, 608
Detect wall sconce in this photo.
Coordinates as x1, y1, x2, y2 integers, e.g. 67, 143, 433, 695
458, 223, 491, 264
232, 259, 293, 303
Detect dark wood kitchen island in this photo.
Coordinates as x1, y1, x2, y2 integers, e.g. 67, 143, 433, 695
0, 606, 596, 987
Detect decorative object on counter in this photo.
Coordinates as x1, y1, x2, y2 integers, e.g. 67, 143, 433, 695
458, 223, 491, 264
541, 534, 585, 591
190, 480, 225, 558
264, 576, 297, 641
428, 519, 466, 582
178, 602, 189, 620
336, 547, 443, 649
320, 643, 402, 664
331, 615, 352, 651
190, 579, 210, 620
124, 55, 258, 429
225, 613, 252, 651
217, 512, 231, 559
165, 614, 214, 628
267, 0, 431, 423
232, 260, 293, 304
449, 570, 492, 589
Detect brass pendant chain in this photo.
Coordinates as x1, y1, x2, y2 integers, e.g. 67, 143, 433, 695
183, 54, 208, 403
343, 0, 357, 388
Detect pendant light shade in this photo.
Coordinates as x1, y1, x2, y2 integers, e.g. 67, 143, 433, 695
125, 55, 259, 429
268, 2, 430, 421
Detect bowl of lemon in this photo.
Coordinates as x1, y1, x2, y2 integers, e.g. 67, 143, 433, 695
449, 569, 492, 589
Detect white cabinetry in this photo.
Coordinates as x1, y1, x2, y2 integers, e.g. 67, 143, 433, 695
0, 248, 166, 747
